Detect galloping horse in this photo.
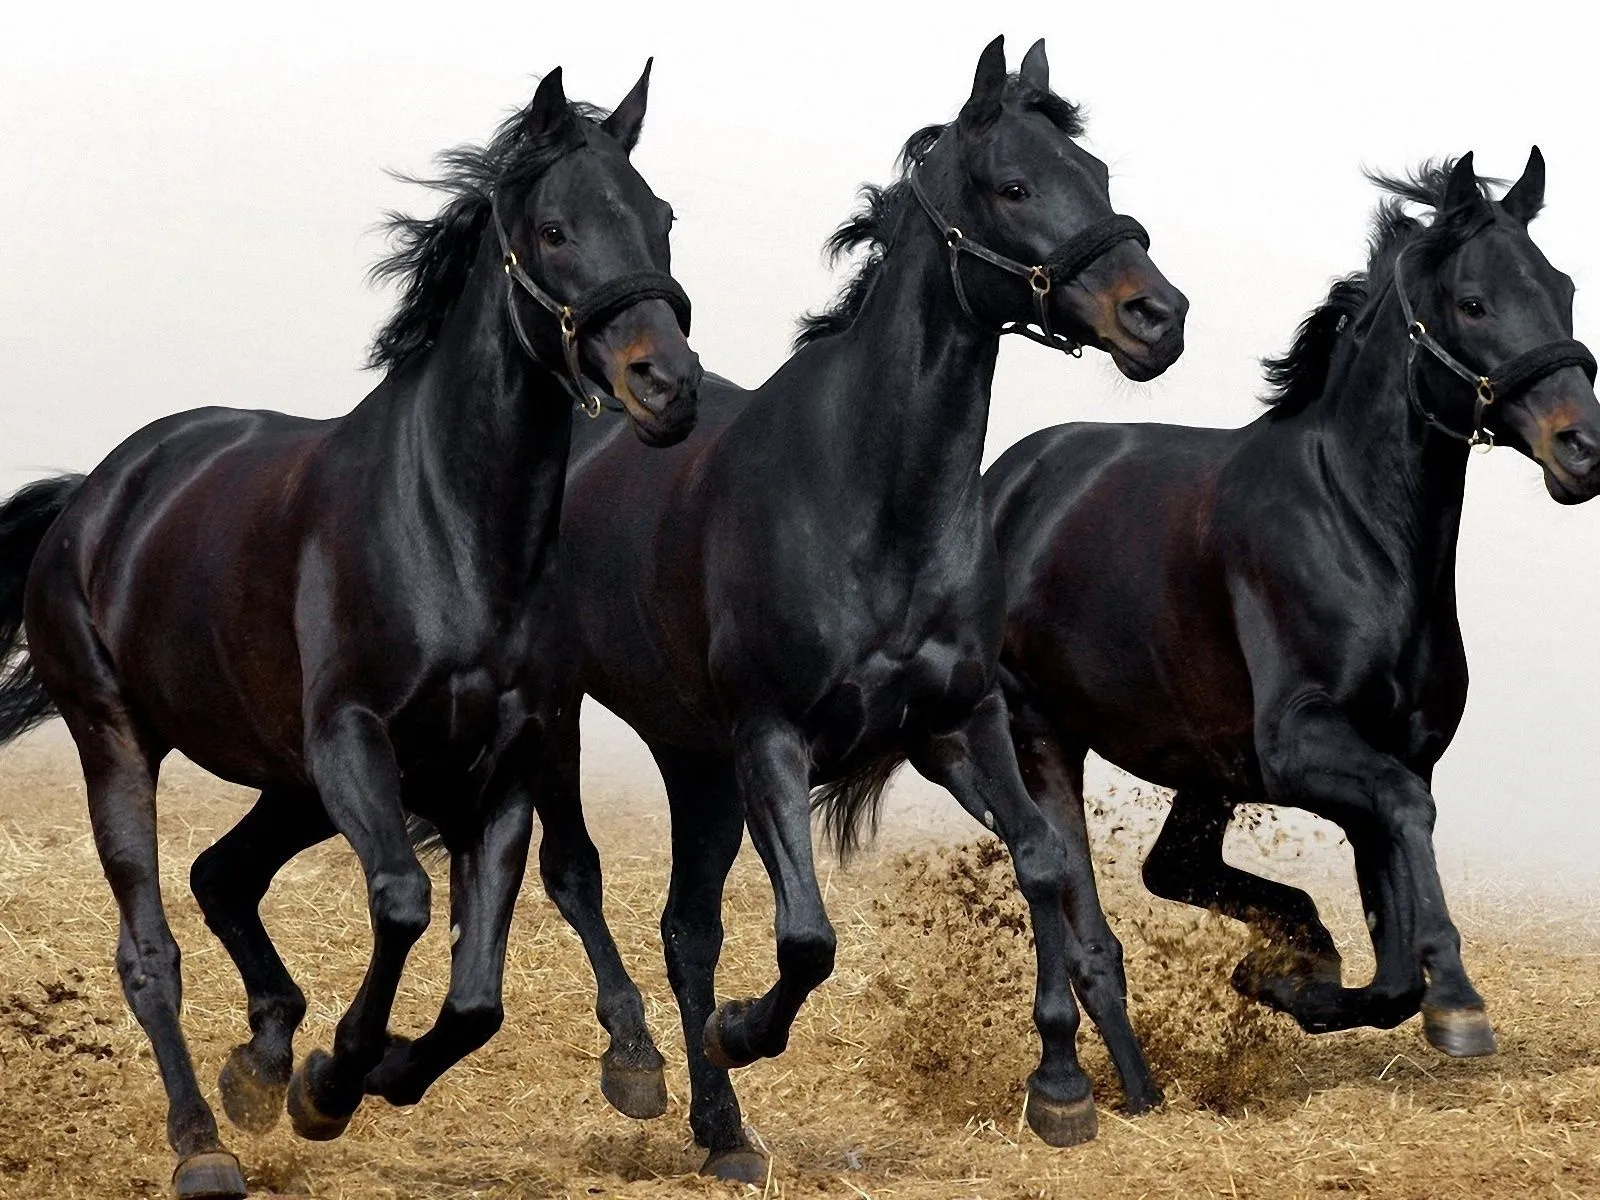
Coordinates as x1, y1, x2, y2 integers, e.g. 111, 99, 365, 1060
543, 38, 1186, 1177
0, 66, 698, 1199
982, 151, 1600, 1108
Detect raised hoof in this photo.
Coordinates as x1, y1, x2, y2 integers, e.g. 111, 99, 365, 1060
1122, 1082, 1166, 1116
702, 1001, 756, 1072
1025, 1082, 1098, 1147
1423, 1006, 1497, 1057
218, 1044, 286, 1134
172, 1151, 248, 1199
286, 1051, 354, 1142
700, 1146, 768, 1184
599, 1046, 668, 1119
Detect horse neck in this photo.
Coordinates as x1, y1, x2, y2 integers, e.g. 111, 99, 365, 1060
807, 212, 1001, 539
390, 232, 574, 585
1313, 292, 1471, 598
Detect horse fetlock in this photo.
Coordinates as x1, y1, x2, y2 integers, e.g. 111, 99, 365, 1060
702, 999, 760, 1070
777, 926, 837, 992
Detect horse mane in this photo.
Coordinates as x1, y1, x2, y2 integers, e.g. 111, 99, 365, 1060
793, 77, 1087, 350
1260, 158, 1509, 414
365, 96, 608, 372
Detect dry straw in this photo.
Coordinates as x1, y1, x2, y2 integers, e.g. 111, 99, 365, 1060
0, 736, 1596, 1198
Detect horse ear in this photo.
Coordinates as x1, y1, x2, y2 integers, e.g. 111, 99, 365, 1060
601, 58, 652, 154
1443, 151, 1481, 213
1020, 39, 1049, 91
958, 36, 1007, 136
523, 68, 574, 138
1501, 145, 1546, 224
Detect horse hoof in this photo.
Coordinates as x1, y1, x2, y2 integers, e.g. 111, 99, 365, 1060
600, 1046, 668, 1119
1423, 1006, 1497, 1058
218, 1044, 286, 1134
286, 1051, 354, 1142
700, 1146, 768, 1184
1122, 1082, 1166, 1116
172, 1151, 248, 1199
702, 1001, 756, 1071
1025, 1081, 1098, 1147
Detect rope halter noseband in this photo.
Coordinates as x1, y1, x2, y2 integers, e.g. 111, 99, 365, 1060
1394, 250, 1595, 450
907, 169, 1149, 356
491, 196, 692, 417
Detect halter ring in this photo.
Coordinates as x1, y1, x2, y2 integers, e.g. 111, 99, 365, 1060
945, 227, 964, 247
1028, 267, 1052, 295
1475, 377, 1496, 405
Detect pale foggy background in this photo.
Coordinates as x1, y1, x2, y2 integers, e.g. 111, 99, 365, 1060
2, 1, 1596, 881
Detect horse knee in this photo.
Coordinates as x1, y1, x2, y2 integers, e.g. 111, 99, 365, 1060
777, 924, 836, 993
369, 869, 431, 944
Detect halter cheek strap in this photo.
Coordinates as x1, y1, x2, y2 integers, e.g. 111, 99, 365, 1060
1394, 253, 1597, 449
908, 170, 1149, 356
491, 197, 692, 417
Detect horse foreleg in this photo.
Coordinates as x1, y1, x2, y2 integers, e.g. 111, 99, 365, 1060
1255, 697, 1493, 1055
1008, 690, 1162, 1113
191, 785, 334, 1133
286, 705, 433, 1140
912, 689, 1097, 1147
700, 722, 836, 1070
363, 785, 533, 1107
530, 707, 667, 1121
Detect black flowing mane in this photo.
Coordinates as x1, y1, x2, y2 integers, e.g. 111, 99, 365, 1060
1260, 158, 1512, 413
793, 77, 1086, 349
366, 97, 607, 372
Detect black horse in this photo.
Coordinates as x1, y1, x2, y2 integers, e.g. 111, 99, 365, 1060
0, 66, 698, 1199
539, 38, 1185, 1178
982, 150, 1600, 1108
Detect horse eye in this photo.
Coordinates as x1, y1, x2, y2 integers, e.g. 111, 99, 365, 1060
999, 182, 1030, 202
539, 224, 566, 247
1457, 297, 1486, 319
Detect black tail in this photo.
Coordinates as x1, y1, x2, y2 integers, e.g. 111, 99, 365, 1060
810, 750, 907, 861
0, 474, 85, 745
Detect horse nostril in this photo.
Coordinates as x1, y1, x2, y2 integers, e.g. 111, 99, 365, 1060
1555, 426, 1600, 473
1118, 293, 1176, 343
625, 360, 676, 411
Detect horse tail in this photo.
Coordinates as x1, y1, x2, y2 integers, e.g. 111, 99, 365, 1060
0, 474, 85, 746
405, 814, 450, 865
811, 750, 907, 861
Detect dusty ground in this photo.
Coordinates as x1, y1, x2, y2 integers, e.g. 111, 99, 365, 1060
0, 732, 1596, 1199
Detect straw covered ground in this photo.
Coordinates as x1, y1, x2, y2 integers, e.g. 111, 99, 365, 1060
0, 733, 1597, 1199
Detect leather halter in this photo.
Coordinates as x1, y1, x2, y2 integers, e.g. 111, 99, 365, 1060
1394, 251, 1596, 449
490, 197, 692, 417
908, 169, 1149, 355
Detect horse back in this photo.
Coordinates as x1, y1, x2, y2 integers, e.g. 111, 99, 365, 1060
987, 421, 1260, 790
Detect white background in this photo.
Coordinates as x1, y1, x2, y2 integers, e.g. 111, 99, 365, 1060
2, 1, 1595, 875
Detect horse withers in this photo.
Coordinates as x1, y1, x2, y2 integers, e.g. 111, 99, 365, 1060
0, 64, 698, 1199
986, 150, 1600, 1107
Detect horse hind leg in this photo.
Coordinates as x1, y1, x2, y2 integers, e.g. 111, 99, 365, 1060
652, 743, 764, 1183
531, 709, 667, 1120
68, 708, 247, 1197
190, 785, 334, 1133
1008, 693, 1163, 1114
